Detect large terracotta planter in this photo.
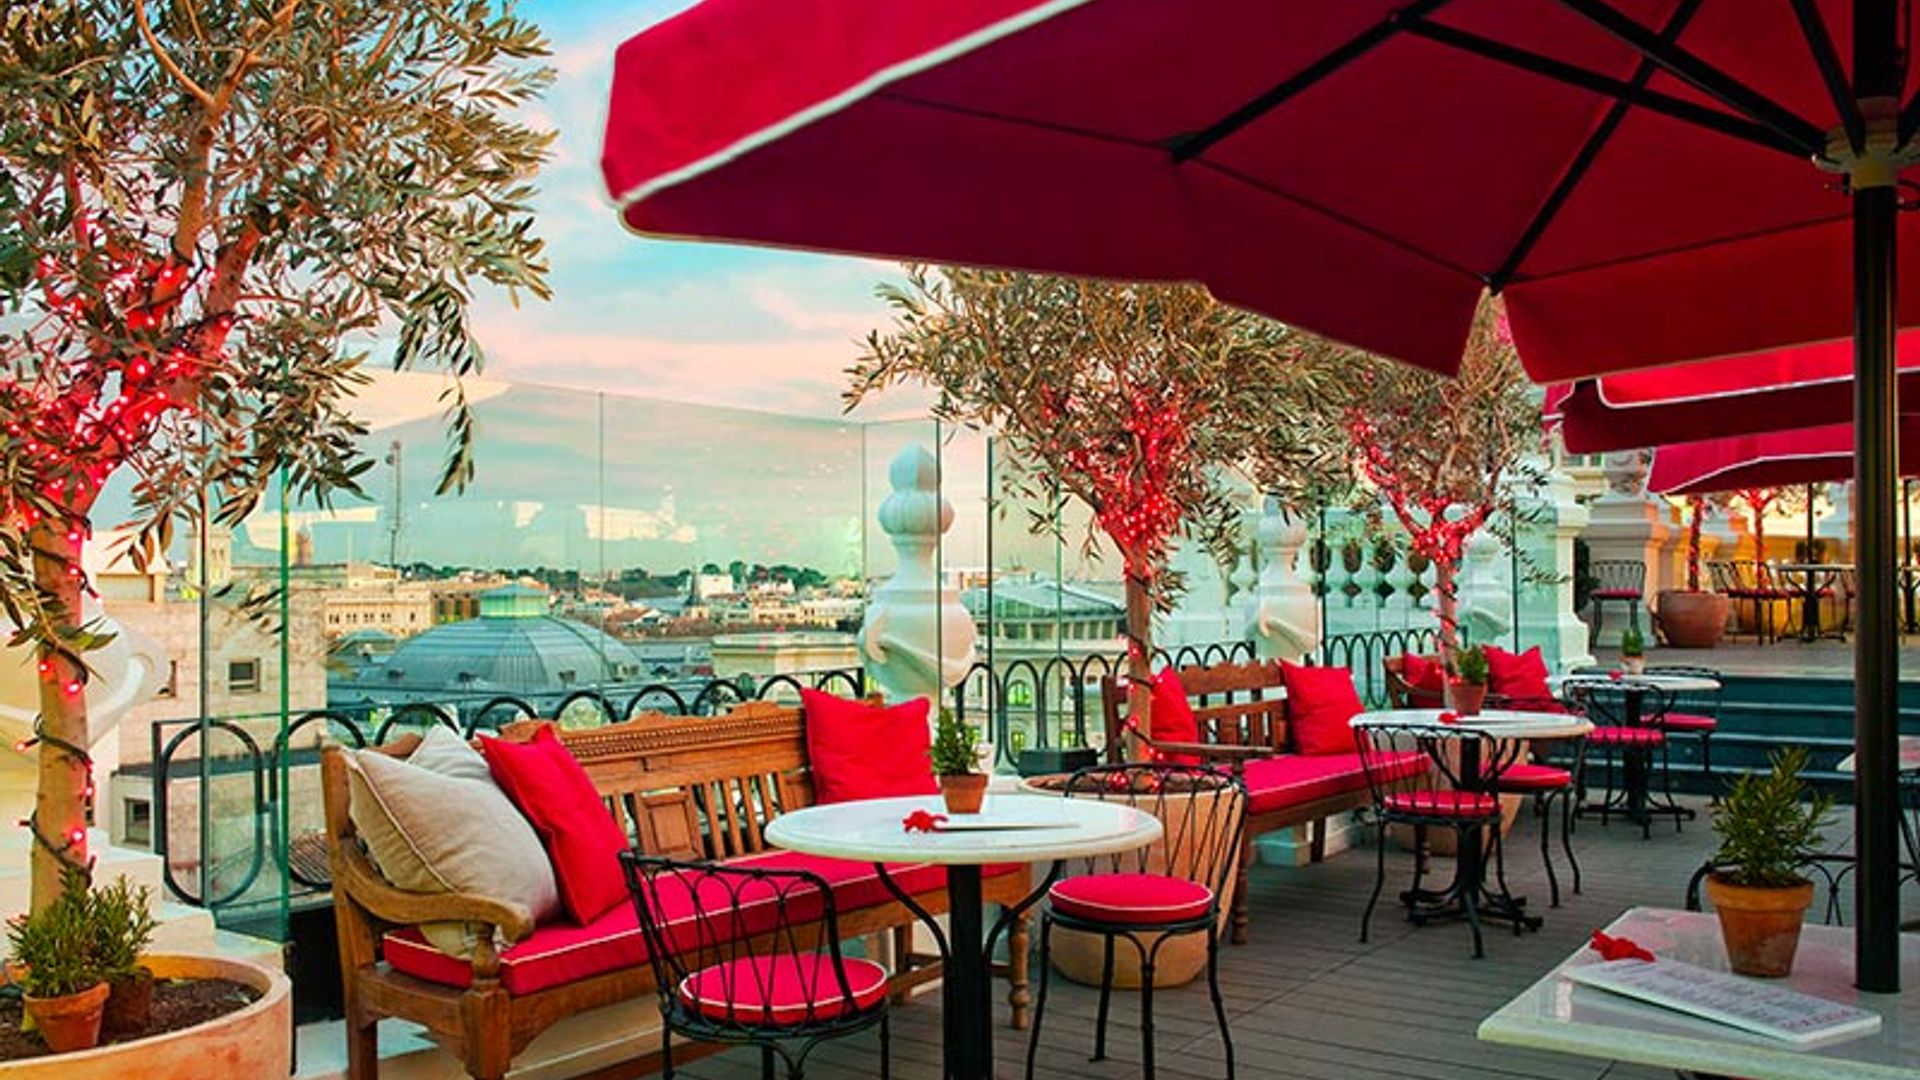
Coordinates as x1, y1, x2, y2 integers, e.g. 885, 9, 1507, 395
1656, 590, 1731, 649
0, 955, 291, 1080
1019, 778, 1234, 989
1704, 874, 1814, 978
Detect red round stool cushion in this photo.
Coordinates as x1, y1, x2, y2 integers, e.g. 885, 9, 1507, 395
1382, 790, 1501, 818
680, 954, 889, 1026
1588, 726, 1667, 747
1495, 762, 1573, 790
1659, 711, 1718, 733
1049, 873, 1213, 925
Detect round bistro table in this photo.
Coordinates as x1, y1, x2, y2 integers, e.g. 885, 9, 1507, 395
1551, 672, 1720, 831
1351, 708, 1593, 934
765, 793, 1162, 1080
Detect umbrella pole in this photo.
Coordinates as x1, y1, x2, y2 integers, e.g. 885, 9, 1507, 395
1851, 0, 1902, 995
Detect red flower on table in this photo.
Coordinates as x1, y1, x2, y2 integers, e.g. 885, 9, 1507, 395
902, 810, 948, 833
1589, 930, 1656, 963
1608, 670, 1625, 681
1436, 711, 1459, 726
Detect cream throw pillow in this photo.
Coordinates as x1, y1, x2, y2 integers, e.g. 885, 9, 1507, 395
345, 730, 559, 956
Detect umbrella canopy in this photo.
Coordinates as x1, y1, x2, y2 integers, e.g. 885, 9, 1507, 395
603, 0, 1916, 996
1550, 334, 1920, 452
605, 0, 1920, 382
1649, 419, 1920, 494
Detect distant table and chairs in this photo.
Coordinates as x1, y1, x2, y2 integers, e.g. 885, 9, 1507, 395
1553, 670, 1722, 838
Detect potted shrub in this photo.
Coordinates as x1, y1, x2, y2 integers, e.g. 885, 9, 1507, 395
1619, 626, 1647, 675
1446, 645, 1489, 716
931, 708, 988, 814
90, 878, 158, 1038
5, 872, 108, 1053
1705, 747, 1828, 977
1656, 496, 1732, 648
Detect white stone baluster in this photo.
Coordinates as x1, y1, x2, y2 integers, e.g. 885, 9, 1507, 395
860, 445, 977, 704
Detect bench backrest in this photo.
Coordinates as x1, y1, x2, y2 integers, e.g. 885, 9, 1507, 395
1100, 661, 1289, 760
499, 700, 813, 862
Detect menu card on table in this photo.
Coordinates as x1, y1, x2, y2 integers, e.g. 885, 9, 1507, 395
1566, 958, 1882, 1046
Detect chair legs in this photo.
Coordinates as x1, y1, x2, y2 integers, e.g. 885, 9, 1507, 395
1206, 934, 1235, 1080
1360, 820, 1388, 944
1092, 934, 1115, 1061
1027, 913, 1230, 1080
1024, 918, 1054, 1080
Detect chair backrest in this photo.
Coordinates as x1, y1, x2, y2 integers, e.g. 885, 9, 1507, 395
1644, 665, 1724, 717
619, 853, 864, 1031
1353, 723, 1514, 805
1382, 654, 1445, 710
1592, 559, 1647, 593
1556, 677, 1677, 726
1099, 662, 1288, 763
1056, 763, 1247, 906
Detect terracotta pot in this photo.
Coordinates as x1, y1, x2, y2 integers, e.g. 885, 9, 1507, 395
0, 954, 290, 1079
102, 967, 154, 1038
1620, 655, 1646, 675
1445, 681, 1487, 716
1656, 590, 1731, 649
939, 773, 988, 814
23, 982, 109, 1053
1705, 874, 1815, 978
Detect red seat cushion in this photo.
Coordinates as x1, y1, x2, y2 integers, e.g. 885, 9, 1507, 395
680, 954, 889, 1025
800, 689, 939, 804
1591, 588, 1642, 599
1496, 762, 1572, 790
1383, 791, 1501, 818
1048, 873, 1213, 925
384, 852, 1019, 996
1242, 750, 1427, 815
1484, 646, 1553, 702
1279, 661, 1364, 756
1148, 669, 1202, 764
1659, 711, 1718, 732
481, 725, 633, 924
1589, 726, 1667, 746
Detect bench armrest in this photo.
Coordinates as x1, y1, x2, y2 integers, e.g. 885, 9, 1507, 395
331, 840, 537, 944
1149, 740, 1276, 761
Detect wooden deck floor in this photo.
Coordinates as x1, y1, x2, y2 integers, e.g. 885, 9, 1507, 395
666, 799, 1791, 1080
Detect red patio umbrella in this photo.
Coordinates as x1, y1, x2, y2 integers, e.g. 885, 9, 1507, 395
1649, 419, 1920, 494
603, 0, 1914, 996
1550, 334, 1920, 452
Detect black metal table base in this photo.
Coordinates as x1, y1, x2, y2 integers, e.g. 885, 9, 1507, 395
1576, 746, 1696, 835
875, 860, 1061, 1080
1396, 823, 1543, 957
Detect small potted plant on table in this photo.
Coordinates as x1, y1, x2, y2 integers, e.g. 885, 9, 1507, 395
1619, 626, 1647, 676
1705, 747, 1828, 977
1446, 645, 1489, 716
5, 872, 108, 1053
932, 707, 988, 814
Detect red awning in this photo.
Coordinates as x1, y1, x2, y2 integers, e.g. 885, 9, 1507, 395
604, 0, 1920, 383
1648, 420, 1920, 495
1552, 334, 1920, 452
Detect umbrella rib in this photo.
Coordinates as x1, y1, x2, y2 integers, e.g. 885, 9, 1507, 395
878, 91, 1167, 154
1402, 19, 1806, 160
1484, 0, 1706, 292
1167, 0, 1458, 164
1512, 207, 1850, 286
1787, 0, 1865, 154
1552, 0, 1827, 156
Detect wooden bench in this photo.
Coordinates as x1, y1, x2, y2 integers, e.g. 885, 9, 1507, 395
322, 700, 1033, 1080
1102, 661, 1420, 944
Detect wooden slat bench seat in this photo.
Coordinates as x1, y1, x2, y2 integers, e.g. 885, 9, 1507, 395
322, 700, 1033, 1080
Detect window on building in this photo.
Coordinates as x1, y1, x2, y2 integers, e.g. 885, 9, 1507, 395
228, 658, 261, 694
123, 797, 152, 848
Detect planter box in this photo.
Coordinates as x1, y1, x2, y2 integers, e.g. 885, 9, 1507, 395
1016, 747, 1099, 777
0, 954, 291, 1080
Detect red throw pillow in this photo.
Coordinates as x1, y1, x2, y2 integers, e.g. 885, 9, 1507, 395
1400, 654, 1447, 700
1148, 669, 1202, 764
1485, 645, 1552, 701
1279, 661, 1364, 756
799, 689, 938, 804
480, 725, 631, 924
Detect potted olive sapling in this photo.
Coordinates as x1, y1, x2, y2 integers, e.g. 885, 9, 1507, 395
1619, 626, 1647, 676
1446, 644, 1490, 716
1705, 747, 1829, 977
931, 708, 988, 814
5, 871, 107, 1053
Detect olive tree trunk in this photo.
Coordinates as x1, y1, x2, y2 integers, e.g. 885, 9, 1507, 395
29, 521, 90, 911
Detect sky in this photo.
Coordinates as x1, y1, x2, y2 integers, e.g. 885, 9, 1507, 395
462, 1, 923, 421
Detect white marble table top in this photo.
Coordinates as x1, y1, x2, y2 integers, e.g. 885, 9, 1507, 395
1834, 735, 1920, 775
764, 793, 1161, 866
1351, 708, 1594, 741
1550, 672, 1723, 694
1479, 907, 1919, 1080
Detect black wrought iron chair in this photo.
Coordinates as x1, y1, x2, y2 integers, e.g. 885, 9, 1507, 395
1490, 728, 1589, 908
620, 852, 891, 1080
1646, 663, 1723, 798
1027, 763, 1246, 1080
1589, 558, 1647, 639
1562, 676, 1692, 839
1355, 722, 1522, 958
